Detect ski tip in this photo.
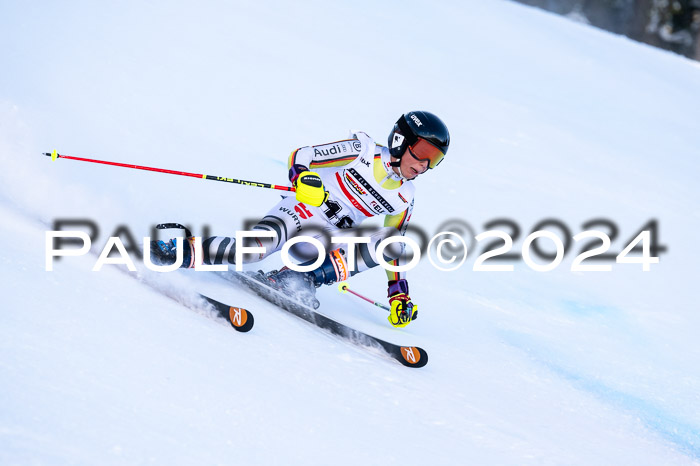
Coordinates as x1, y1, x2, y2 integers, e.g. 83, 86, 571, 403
397, 346, 428, 368
200, 294, 254, 333
228, 306, 254, 332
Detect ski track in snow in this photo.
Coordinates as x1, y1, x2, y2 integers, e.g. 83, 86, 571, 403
500, 330, 700, 460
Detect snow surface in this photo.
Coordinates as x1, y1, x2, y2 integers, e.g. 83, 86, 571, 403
2, 0, 700, 464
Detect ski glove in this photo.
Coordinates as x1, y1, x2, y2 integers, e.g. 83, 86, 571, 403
289, 164, 309, 184
293, 170, 329, 207
387, 279, 417, 328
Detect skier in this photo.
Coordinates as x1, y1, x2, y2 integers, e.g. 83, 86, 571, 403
152, 111, 450, 328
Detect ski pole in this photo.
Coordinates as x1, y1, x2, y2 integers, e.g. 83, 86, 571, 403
43, 150, 296, 193
338, 282, 390, 312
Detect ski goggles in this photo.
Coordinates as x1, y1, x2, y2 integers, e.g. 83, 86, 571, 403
407, 138, 445, 169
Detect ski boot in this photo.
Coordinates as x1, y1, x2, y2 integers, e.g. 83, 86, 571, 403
263, 267, 320, 309
149, 223, 194, 268
262, 248, 350, 310
150, 237, 194, 267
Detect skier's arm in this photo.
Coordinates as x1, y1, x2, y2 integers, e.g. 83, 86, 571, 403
287, 140, 362, 207
382, 200, 413, 282
382, 201, 418, 328
287, 139, 360, 174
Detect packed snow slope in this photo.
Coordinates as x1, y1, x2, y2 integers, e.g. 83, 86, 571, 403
2, 1, 700, 464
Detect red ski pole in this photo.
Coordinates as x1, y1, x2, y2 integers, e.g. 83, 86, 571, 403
43, 150, 296, 193
338, 282, 390, 312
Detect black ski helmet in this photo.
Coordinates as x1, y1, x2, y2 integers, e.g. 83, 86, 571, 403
388, 111, 450, 169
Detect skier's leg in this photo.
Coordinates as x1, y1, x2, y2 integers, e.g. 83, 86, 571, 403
150, 197, 330, 267
276, 226, 407, 286
336, 226, 407, 275
203, 197, 330, 265
260, 225, 410, 307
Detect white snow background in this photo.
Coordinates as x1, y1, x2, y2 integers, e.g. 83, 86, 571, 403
1, 0, 699, 464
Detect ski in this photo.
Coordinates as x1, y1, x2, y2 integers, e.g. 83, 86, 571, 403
199, 294, 254, 333
218, 271, 428, 368
82, 228, 255, 333
122, 266, 255, 333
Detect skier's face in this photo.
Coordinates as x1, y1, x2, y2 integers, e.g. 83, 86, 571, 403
398, 146, 430, 180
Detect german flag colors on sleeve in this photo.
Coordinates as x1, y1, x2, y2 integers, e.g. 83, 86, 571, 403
287, 138, 362, 172
382, 202, 413, 282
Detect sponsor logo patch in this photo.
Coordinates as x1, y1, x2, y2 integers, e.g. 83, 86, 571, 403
314, 143, 348, 157
391, 133, 405, 149
401, 346, 421, 364
344, 173, 367, 196
229, 307, 248, 327
330, 249, 349, 281
294, 203, 313, 219
279, 207, 302, 232
370, 200, 384, 214
347, 168, 395, 213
